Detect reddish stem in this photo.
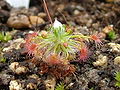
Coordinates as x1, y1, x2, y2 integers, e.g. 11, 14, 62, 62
42, 0, 53, 24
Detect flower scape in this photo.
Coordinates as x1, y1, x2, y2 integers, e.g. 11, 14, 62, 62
23, 19, 102, 78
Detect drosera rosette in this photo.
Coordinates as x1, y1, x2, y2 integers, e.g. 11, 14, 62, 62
24, 19, 102, 65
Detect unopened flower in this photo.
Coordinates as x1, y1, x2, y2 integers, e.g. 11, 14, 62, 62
53, 19, 63, 28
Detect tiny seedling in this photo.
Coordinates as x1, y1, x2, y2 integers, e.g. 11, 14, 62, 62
55, 83, 65, 90
0, 32, 12, 42
0, 47, 6, 63
0, 57, 6, 63
115, 72, 120, 87
107, 31, 116, 40
89, 87, 94, 90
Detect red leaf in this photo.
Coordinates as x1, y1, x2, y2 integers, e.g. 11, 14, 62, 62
79, 47, 89, 61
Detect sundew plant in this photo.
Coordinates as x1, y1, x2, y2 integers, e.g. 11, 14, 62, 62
24, 19, 102, 65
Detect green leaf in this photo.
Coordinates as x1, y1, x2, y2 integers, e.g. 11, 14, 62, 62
55, 83, 65, 90
115, 72, 120, 81
115, 82, 120, 87
4, 34, 12, 42
0, 33, 4, 41
0, 32, 12, 42
107, 31, 116, 40
0, 57, 6, 63
89, 87, 94, 90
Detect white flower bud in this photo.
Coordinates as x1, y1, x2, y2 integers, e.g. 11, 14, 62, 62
53, 19, 63, 28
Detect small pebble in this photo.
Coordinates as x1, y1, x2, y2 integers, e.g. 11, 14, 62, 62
114, 56, 120, 65
108, 43, 120, 53
74, 10, 80, 15
102, 25, 113, 34
9, 62, 28, 74
27, 83, 37, 90
93, 55, 108, 67
29, 16, 45, 27
7, 14, 30, 29
38, 12, 47, 18
9, 80, 23, 90
15, 66, 28, 74
44, 77, 56, 90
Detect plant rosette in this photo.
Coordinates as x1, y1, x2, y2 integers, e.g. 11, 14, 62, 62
24, 19, 102, 65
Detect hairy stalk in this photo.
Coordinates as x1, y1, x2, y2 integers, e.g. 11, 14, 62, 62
42, 0, 53, 24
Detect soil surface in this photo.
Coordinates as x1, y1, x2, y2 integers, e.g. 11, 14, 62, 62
0, 0, 120, 90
